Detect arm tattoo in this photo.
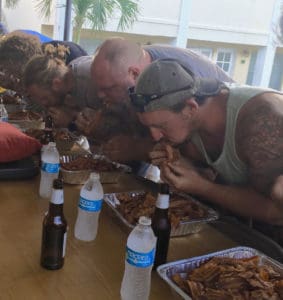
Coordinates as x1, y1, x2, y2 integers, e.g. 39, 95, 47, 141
236, 94, 283, 194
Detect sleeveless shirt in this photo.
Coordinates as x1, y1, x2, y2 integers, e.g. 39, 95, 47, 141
191, 84, 281, 184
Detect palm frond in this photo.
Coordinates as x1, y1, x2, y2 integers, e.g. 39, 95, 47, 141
34, 0, 53, 19
5, 0, 20, 9
115, 0, 139, 31
87, 0, 114, 31
73, 0, 93, 13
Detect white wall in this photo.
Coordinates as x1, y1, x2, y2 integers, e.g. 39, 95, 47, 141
2, 0, 278, 46
3, 0, 47, 32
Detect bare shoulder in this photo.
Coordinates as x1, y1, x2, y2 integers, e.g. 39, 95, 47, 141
236, 92, 283, 193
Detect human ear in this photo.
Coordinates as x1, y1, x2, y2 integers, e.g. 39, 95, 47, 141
52, 78, 63, 92
182, 98, 198, 117
128, 66, 140, 81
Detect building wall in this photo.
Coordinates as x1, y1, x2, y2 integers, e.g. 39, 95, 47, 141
3, 0, 276, 45
2, 0, 282, 87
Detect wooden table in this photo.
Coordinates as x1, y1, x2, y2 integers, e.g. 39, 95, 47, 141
0, 174, 238, 299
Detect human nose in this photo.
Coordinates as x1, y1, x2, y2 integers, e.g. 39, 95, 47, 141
150, 127, 163, 142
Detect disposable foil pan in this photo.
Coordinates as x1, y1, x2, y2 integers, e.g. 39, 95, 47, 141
103, 191, 218, 237
157, 246, 283, 300
5, 103, 26, 113
8, 119, 44, 130
60, 154, 131, 184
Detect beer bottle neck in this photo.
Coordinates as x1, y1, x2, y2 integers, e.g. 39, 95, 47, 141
48, 202, 64, 216
156, 193, 170, 209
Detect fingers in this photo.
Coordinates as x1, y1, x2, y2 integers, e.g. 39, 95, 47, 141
167, 162, 186, 176
271, 175, 283, 203
160, 163, 180, 186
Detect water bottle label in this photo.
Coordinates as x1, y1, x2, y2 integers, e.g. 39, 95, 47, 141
41, 162, 60, 173
78, 196, 103, 212
0, 117, 8, 122
126, 246, 155, 268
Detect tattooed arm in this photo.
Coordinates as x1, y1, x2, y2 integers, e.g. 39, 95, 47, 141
161, 92, 283, 225
236, 93, 283, 194
234, 92, 283, 224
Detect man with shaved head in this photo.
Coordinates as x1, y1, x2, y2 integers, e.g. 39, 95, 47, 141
91, 37, 233, 104
88, 37, 233, 162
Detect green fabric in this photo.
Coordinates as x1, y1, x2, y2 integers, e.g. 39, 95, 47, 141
191, 83, 281, 185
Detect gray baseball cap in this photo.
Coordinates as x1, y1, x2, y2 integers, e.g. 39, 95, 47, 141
133, 59, 225, 112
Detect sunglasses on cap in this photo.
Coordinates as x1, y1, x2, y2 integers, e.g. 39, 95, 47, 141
128, 85, 194, 112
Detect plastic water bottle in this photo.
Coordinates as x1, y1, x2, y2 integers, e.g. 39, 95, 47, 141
74, 172, 104, 241
39, 142, 60, 199
120, 216, 157, 300
0, 100, 8, 122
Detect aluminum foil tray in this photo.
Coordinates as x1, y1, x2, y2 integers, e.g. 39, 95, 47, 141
60, 154, 131, 185
8, 119, 45, 130
157, 246, 283, 300
103, 191, 218, 237
5, 103, 26, 113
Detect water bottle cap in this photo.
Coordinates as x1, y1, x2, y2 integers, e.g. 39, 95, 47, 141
138, 216, 151, 226
90, 172, 100, 180
48, 142, 56, 147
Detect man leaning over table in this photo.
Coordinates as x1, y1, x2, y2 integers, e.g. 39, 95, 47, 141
130, 59, 283, 245
88, 37, 234, 162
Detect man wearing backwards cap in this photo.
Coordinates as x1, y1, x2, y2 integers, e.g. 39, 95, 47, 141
131, 59, 283, 244
89, 37, 234, 162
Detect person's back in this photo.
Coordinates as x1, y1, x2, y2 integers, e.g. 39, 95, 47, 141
144, 44, 234, 83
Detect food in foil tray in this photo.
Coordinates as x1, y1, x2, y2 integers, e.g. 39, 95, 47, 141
1, 93, 23, 105
9, 110, 42, 121
25, 128, 76, 142
114, 192, 208, 229
61, 156, 117, 172
171, 255, 283, 299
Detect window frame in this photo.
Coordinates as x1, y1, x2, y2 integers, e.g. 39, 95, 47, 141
188, 47, 213, 60
215, 48, 235, 76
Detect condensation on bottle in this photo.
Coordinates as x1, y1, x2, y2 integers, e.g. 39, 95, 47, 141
39, 142, 60, 199
74, 172, 104, 241
120, 216, 157, 300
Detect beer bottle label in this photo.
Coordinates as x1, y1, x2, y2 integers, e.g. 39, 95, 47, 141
156, 194, 170, 209
126, 246, 155, 268
78, 196, 103, 212
41, 162, 60, 173
51, 190, 64, 205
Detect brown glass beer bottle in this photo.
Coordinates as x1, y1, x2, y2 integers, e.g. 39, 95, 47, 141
41, 115, 54, 145
40, 178, 68, 270
151, 183, 171, 270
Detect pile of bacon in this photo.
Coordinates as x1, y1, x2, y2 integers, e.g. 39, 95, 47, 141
172, 256, 283, 300
8, 110, 42, 121
1, 93, 23, 104
115, 192, 208, 228
61, 156, 117, 172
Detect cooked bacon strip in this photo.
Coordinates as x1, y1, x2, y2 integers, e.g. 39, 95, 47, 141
170, 256, 283, 300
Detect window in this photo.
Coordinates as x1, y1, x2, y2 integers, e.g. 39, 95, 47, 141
216, 49, 234, 75
189, 47, 213, 60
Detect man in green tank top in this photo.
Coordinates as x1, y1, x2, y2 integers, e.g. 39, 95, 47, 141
131, 59, 283, 245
